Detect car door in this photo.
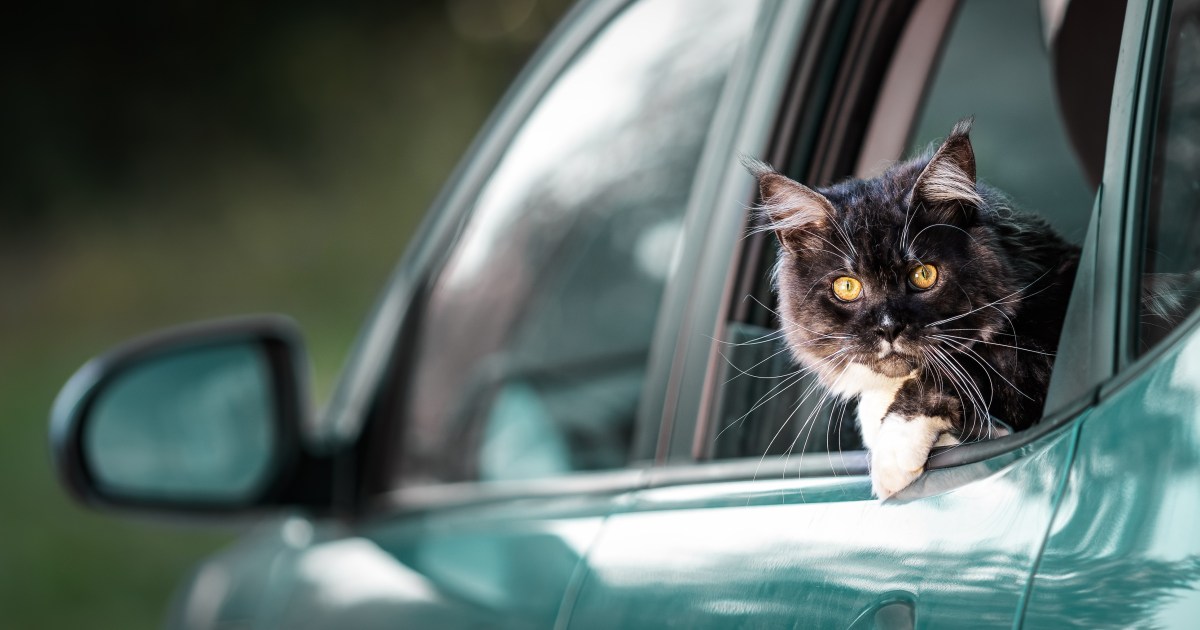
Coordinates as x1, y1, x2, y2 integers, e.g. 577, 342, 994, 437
178, 2, 778, 629
562, 1, 1139, 628
1023, 0, 1200, 626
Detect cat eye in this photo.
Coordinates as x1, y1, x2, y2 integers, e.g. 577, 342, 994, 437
831, 276, 863, 302
908, 264, 938, 290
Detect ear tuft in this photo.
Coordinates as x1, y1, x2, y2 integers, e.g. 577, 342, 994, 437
740, 157, 836, 240
913, 118, 982, 212
739, 154, 775, 180
949, 116, 974, 140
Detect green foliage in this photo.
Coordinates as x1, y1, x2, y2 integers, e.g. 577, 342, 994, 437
0, 1, 570, 627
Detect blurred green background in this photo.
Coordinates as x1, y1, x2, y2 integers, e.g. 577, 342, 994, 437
0, 1, 570, 627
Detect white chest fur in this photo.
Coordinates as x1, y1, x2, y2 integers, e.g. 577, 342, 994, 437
825, 362, 913, 451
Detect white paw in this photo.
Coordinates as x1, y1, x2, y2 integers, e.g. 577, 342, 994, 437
869, 414, 952, 499
933, 432, 961, 447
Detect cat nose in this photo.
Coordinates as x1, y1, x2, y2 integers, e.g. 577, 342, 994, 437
875, 321, 905, 342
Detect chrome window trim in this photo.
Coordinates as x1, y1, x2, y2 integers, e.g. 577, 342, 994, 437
373, 467, 649, 514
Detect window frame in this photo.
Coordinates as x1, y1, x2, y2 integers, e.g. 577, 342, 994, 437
1107, 0, 1200, 387
1089, 0, 1200, 403
665, 0, 1158, 485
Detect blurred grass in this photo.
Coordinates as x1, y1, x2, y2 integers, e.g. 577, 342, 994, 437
0, 1, 570, 627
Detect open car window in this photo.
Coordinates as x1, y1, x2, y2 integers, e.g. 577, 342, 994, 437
709, 0, 1112, 463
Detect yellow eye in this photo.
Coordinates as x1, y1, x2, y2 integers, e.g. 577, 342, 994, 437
832, 276, 863, 301
909, 264, 938, 290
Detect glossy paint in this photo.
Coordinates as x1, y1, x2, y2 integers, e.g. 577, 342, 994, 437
265, 500, 611, 629
565, 427, 1077, 629
166, 492, 626, 629
1023, 323, 1200, 627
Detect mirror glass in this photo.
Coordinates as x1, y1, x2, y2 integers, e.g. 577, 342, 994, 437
84, 342, 278, 503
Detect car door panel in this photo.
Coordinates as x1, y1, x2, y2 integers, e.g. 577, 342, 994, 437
165, 521, 306, 630
263, 492, 626, 630
566, 424, 1079, 629
1024, 326, 1200, 627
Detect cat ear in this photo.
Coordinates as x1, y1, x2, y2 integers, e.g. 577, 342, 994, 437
741, 156, 836, 254
912, 118, 984, 221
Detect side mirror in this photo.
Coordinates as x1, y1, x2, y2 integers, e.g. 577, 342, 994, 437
50, 316, 321, 514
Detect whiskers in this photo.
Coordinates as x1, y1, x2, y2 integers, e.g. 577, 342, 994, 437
918, 336, 1020, 446
924, 268, 1055, 328
715, 317, 1033, 495
713, 345, 851, 442
713, 325, 861, 498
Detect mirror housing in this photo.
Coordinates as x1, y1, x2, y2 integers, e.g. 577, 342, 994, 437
50, 315, 329, 515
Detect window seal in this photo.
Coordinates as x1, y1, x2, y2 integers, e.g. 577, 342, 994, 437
637, 0, 798, 464
368, 467, 649, 517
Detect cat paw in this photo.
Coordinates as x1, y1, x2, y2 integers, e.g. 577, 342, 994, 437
869, 414, 952, 499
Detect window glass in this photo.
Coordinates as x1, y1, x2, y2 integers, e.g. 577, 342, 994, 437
394, 0, 761, 485
1138, 0, 1200, 354
712, 0, 1103, 461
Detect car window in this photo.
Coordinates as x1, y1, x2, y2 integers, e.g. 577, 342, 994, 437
1137, 0, 1200, 354
391, 0, 762, 485
711, 0, 1104, 462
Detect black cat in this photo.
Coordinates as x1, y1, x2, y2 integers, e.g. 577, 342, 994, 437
745, 119, 1081, 498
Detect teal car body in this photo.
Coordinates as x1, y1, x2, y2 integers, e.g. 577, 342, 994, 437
50, 0, 1200, 628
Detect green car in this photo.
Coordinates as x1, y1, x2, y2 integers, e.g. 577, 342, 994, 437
50, 0, 1200, 627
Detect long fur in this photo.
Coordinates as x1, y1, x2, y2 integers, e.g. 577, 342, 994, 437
748, 119, 1081, 447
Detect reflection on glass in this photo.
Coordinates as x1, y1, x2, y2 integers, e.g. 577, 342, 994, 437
86, 343, 276, 502
396, 0, 761, 484
1140, 0, 1200, 353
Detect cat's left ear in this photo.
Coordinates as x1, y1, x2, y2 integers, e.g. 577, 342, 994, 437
740, 156, 836, 255
912, 118, 984, 222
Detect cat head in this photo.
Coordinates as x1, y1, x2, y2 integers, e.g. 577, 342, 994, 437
746, 119, 1016, 384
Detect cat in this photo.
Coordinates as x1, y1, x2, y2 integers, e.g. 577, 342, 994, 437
744, 118, 1081, 498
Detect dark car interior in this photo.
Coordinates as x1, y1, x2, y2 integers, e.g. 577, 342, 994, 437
711, 0, 1127, 462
